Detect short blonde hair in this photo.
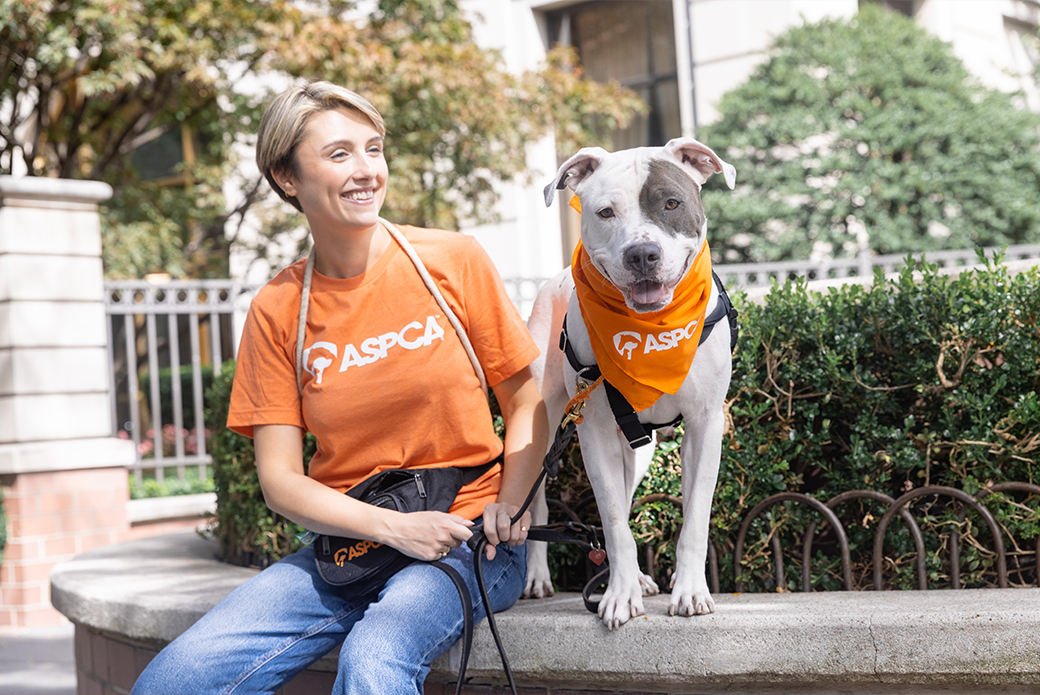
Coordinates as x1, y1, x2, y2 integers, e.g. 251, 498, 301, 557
255, 81, 386, 211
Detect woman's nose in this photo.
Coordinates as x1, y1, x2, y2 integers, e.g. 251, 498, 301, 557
353, 153, 375, 178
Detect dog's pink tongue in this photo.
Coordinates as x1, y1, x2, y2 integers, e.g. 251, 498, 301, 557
631, 281, 667, 306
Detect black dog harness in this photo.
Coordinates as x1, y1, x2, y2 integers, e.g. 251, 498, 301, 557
559, 270, 739, 448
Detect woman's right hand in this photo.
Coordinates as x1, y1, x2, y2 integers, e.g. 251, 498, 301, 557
383, 511, 474, 561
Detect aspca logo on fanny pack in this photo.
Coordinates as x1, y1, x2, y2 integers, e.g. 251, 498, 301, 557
334, 540, 383, 566
612, 320, 700, 360
302, 315, 445, 384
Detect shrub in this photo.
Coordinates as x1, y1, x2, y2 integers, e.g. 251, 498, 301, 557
625, 255, 1040, 593
206, 362, 312, 569
698, 5, 1040, 264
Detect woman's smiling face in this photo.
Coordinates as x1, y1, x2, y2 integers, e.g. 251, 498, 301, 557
277, 107, 389, 236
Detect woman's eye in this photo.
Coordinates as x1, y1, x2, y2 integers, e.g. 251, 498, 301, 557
665, 199, 680, 211
596, 208, 614, 219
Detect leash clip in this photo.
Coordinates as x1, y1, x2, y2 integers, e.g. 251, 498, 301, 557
563, 387, 589, 425
563, 371, 604, 425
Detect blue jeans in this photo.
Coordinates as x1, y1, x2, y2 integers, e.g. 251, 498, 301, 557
132, 540, 527, 695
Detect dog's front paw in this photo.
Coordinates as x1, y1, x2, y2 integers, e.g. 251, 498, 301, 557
523, 573, 555, 599
638, 572, 660, 596
668, 589, 715, 617
522, 547, 555, 599
598, 580, 646, 630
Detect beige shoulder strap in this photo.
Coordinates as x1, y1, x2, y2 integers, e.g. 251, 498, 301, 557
295, 219, 488, 397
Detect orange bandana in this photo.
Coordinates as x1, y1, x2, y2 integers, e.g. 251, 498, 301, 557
571, 238, 713, 411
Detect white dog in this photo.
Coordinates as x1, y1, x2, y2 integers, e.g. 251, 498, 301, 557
524, 138, 736, 629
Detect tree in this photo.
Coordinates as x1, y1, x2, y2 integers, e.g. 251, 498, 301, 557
697, 4, 1040, 264
0, 0, 295, 277
1, 0, 643, 278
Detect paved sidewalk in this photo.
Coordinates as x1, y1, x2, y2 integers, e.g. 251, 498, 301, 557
0, 622, 76, 695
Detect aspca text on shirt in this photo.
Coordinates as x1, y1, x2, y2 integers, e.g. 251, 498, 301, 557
301, 315, 445, 385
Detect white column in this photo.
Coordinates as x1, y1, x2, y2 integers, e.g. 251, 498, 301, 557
0, 176, 135, 474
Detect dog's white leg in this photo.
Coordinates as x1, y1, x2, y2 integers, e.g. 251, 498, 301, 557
523, 475, 555, 598
578, 399, 648, 629
522, 271, 571, 600
631, 439, 660, 597
668, 406, 724, 617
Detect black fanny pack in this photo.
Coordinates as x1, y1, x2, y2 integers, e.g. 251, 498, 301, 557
313, 458, 499, 594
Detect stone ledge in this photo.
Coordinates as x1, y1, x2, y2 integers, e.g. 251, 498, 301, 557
0, 175, 113, 207
0, 437, 136, 475
50, 531, 1040, 693
125, 493, 217, 524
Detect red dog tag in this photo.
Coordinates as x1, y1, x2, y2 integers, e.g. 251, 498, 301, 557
589, 548, 606, 566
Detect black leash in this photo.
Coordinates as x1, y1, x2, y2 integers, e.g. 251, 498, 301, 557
438, 414, 604, 695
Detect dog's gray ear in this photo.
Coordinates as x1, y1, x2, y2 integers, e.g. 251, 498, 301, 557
543, 147, 610, 207
662, 138, 736, 190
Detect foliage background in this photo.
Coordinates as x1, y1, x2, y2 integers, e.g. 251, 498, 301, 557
698, 5, 1040, 265
0, 0, 643, 280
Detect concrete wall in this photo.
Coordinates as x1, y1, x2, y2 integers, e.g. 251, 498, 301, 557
688, 0, 858, 127
916, 0, 1040, 110
53, 532, 1040, 694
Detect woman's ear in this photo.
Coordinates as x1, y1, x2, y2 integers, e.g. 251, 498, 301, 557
271, 167, 297, 197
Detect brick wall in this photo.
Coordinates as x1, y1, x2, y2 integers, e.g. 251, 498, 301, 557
1, 468, 131, 627
0, 470, 210, 627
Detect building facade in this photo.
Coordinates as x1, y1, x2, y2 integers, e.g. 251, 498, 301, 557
226, 0, 1040, 284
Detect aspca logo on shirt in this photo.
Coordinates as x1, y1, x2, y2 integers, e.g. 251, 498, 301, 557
302, 315, 445, 384
612, 320, 700, 360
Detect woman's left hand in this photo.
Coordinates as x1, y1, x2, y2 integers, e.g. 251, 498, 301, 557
481, 502, 530, 561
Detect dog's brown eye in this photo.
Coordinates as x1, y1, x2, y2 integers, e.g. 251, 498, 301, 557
597, 208, 614, 219
665, 199, 680, 210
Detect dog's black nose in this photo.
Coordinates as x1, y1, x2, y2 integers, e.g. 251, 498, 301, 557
623, 243, 662, 275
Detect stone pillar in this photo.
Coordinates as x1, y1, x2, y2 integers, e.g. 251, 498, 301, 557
0, 176, 135, 626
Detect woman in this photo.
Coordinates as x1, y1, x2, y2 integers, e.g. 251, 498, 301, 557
133, 81, 547, 695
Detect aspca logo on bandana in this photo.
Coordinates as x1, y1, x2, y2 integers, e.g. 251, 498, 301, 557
612, 320, 700, 360
303, 315, 445, 384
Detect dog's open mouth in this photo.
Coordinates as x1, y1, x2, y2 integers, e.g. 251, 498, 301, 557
629, 280, 669, 307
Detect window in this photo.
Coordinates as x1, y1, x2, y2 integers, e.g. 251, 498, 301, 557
547, 0, 682, 149
130, 124, 199, 187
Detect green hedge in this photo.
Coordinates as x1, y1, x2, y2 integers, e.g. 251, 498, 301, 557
140, 364, 215, 431
128, 466, 214, 500
628, 255, 1040, 593
206, 363, 313, 569
208, 257, 1040, 588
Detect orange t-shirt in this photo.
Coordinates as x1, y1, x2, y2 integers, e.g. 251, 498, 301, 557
227, 225, 540, 521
